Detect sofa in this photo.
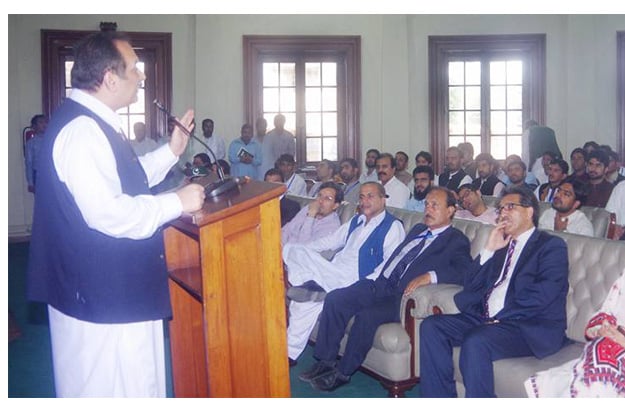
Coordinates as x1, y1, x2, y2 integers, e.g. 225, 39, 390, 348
285, 194, 625, 397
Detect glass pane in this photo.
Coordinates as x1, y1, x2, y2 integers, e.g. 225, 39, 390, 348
507, 60, 523, 84
466, 136, 481, 155
280, 87, 296, 112
466, 111, 481, 135
119, 115, 129, 138
263, 88, 280, 112
322, 112, 337, 136
307, 137, 322, 162
283, 112, 297, 135
449, 136, 464, 148
306, 62, 321, 86
491, 135, 507, 160
65, 61, 73, 86
507, 85, 522, 109
465, 86, 481, 110
507, 110, 523, 134
263, 63, 279, 87
449, 87, 464, 110
322, 87, 337, 111
490, 61, 506, 85
280, 63, 296, 86
465, 61, 481, 85
508, 135, 522, 156
129, 89, 145, 114
306, 87, 322, 112
448, 61, 464, 85
306, 112, 322, 136
322, 62, 337, 86
490, 86, 506, 110
323, 137, 338, 160
449, 111, 465, 135
490, 111, 507, 135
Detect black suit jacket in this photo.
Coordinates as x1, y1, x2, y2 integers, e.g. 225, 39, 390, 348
454, 229, 569, 358
379, 223, 472, 294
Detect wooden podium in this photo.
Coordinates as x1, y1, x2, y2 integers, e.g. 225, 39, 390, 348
164, 179, 290, 397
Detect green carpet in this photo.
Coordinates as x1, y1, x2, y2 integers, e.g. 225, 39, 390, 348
8, 241, 419, 398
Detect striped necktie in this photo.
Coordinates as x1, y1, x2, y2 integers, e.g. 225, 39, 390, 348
386, 231, 432, 289
483, 239, 517, 319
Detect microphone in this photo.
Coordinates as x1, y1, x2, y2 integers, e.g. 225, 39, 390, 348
154, 100, 239, 198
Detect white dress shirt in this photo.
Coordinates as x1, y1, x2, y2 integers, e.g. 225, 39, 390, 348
53, 89, 183, 240
480, 227, 535, 317
382, 176, 411, 208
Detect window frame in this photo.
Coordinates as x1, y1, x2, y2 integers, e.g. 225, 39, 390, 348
428, 34, 546, 170
243, 35, 361, 167
41, 29, 172, 139
618, 31, 625, 161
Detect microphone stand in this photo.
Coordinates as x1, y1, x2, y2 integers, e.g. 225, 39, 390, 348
154, 100, 239, 198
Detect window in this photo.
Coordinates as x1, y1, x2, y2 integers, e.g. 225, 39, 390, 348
429, 34, 545, 169
42, 29, 172, 140
243, 36, 361, 167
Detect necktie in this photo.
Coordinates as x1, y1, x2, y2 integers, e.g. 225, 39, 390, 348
386, 230, 432, 289
483, 239, 517, 319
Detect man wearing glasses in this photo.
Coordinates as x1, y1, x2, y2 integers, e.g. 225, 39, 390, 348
283, 182, 405, 366
298, 187, 472, 391
281, 181, 343, 246
420, 186, 569, 398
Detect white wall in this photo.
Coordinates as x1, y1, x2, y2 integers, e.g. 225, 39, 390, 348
7, 14, 625, 236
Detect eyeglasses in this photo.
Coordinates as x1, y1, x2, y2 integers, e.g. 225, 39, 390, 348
495, 202, 530, 215
317, 194, 335, 202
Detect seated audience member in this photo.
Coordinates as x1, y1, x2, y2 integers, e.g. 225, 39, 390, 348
228, 123, 262, 178
455, 183, 498, 225
214, 159, 230, 176
298, 187, 472, 391
473, 153, 505, 197
538, 180, 593, 237
394, 151, 413, 186
359, 148, 380, 184
585, 150, 614, 208
533, 150, 557, 185
458, 142, 477, 179
282, 182, 343, 246
415, 150, 439, 184
276, 153, 307, 197
569, 148, 589, 182
183, 152, 213, 177
525, 267, 625, 398
308, 159, 338, 198
438, 146, 472, 194
535, 158, 568, 202
283, 182, 405, 365
583, 140, 600, 155
420, 186, 569, 398
605, 149, 625, 185
505, 158, 538, 191
338, 158, 361, 206
606, 180, 625, 240
405, 165, 434, 212
375, 153, 410, 208
265, 168, 300, 226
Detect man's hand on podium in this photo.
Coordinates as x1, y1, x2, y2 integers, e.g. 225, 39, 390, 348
176, 183, 206, 213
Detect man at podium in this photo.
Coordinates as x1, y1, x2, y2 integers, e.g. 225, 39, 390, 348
27, 31, 205, 397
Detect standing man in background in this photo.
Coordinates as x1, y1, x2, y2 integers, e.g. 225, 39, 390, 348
265, 113, 296, 165
183, 118, 225, 165
27, 31, 205, 397
24, 114, 48, 193
228, 123, 262, 178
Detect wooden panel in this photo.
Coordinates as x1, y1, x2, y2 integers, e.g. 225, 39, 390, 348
168, 279, 208, 397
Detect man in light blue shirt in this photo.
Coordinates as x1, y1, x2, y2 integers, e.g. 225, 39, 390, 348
228, 123, 262, 178
405, 165, 434, 212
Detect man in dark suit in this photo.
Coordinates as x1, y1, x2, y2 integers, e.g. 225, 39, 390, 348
298, 187, 473, 391
420, 186, 569, 398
